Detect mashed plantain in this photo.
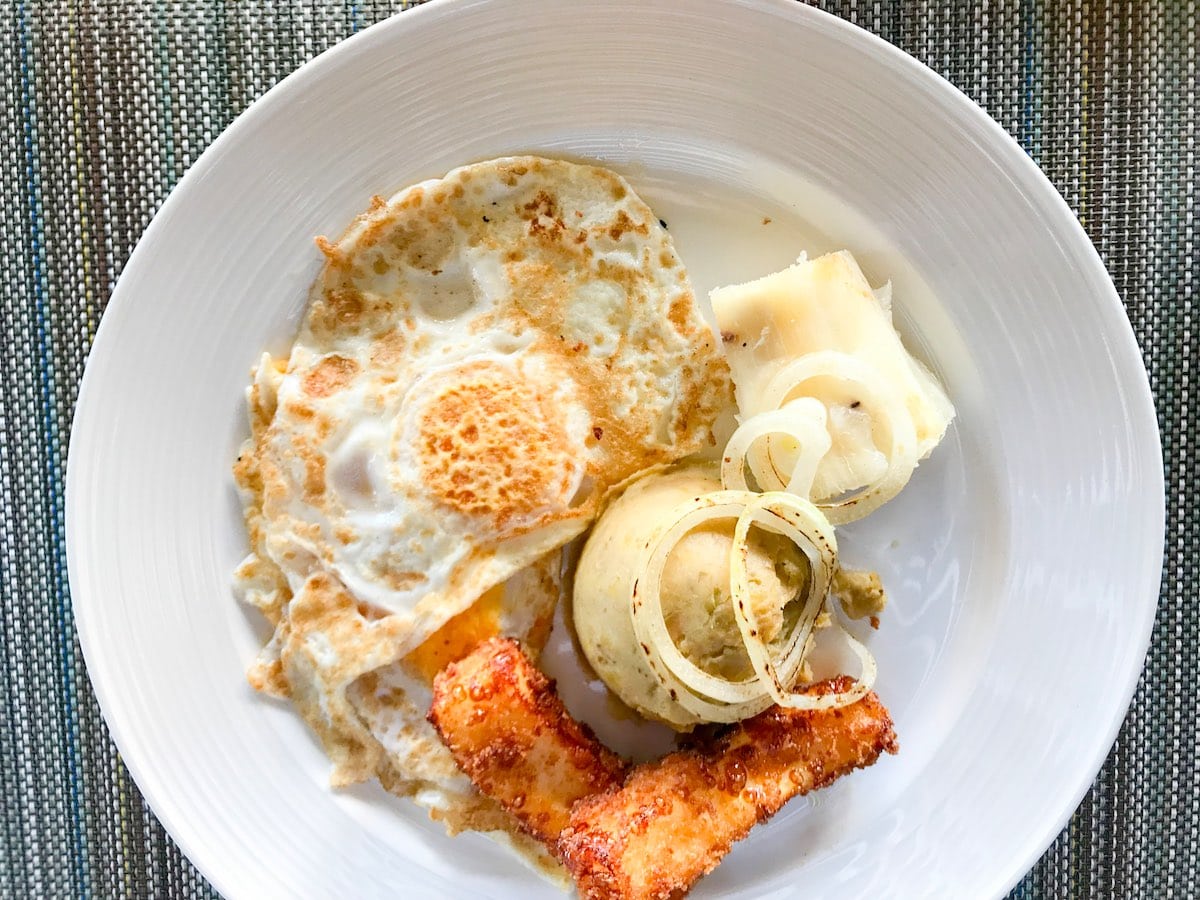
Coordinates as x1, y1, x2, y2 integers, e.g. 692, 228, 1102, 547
573, 462, 807, 729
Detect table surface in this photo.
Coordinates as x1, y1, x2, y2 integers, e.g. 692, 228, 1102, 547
1, 2, 1193, 897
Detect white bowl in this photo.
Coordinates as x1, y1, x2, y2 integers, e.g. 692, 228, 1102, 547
67, 1, 1163, 897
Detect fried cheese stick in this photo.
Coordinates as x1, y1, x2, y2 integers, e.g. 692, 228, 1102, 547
428, 636, 628, 849
557, 677, 898, 900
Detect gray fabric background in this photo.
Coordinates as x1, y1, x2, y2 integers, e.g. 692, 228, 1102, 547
0, 1, 1191, 897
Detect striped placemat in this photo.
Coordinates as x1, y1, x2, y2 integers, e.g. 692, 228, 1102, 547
1, 2, 1192, 897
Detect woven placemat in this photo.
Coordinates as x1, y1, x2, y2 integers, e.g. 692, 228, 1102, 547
0, 2, 1192, 897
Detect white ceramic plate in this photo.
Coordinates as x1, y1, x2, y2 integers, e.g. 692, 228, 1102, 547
67, 1, 1164, 897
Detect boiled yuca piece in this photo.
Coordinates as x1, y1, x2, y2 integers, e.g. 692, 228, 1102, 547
711, 251, 953, 521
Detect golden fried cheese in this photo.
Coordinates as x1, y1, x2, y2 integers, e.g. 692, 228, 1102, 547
429, 636, 628, 849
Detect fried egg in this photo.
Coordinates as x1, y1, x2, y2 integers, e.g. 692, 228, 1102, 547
233, 157, 730, 846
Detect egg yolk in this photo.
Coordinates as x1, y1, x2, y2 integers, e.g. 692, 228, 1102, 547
403, 583, 506, 682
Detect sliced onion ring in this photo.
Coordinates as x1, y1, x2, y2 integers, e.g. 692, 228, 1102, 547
730, 492, 876, 711
758, 350, 920, 524
629, 489, 842, 724
630, 494, 771, 723
722, 397, 831, 497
